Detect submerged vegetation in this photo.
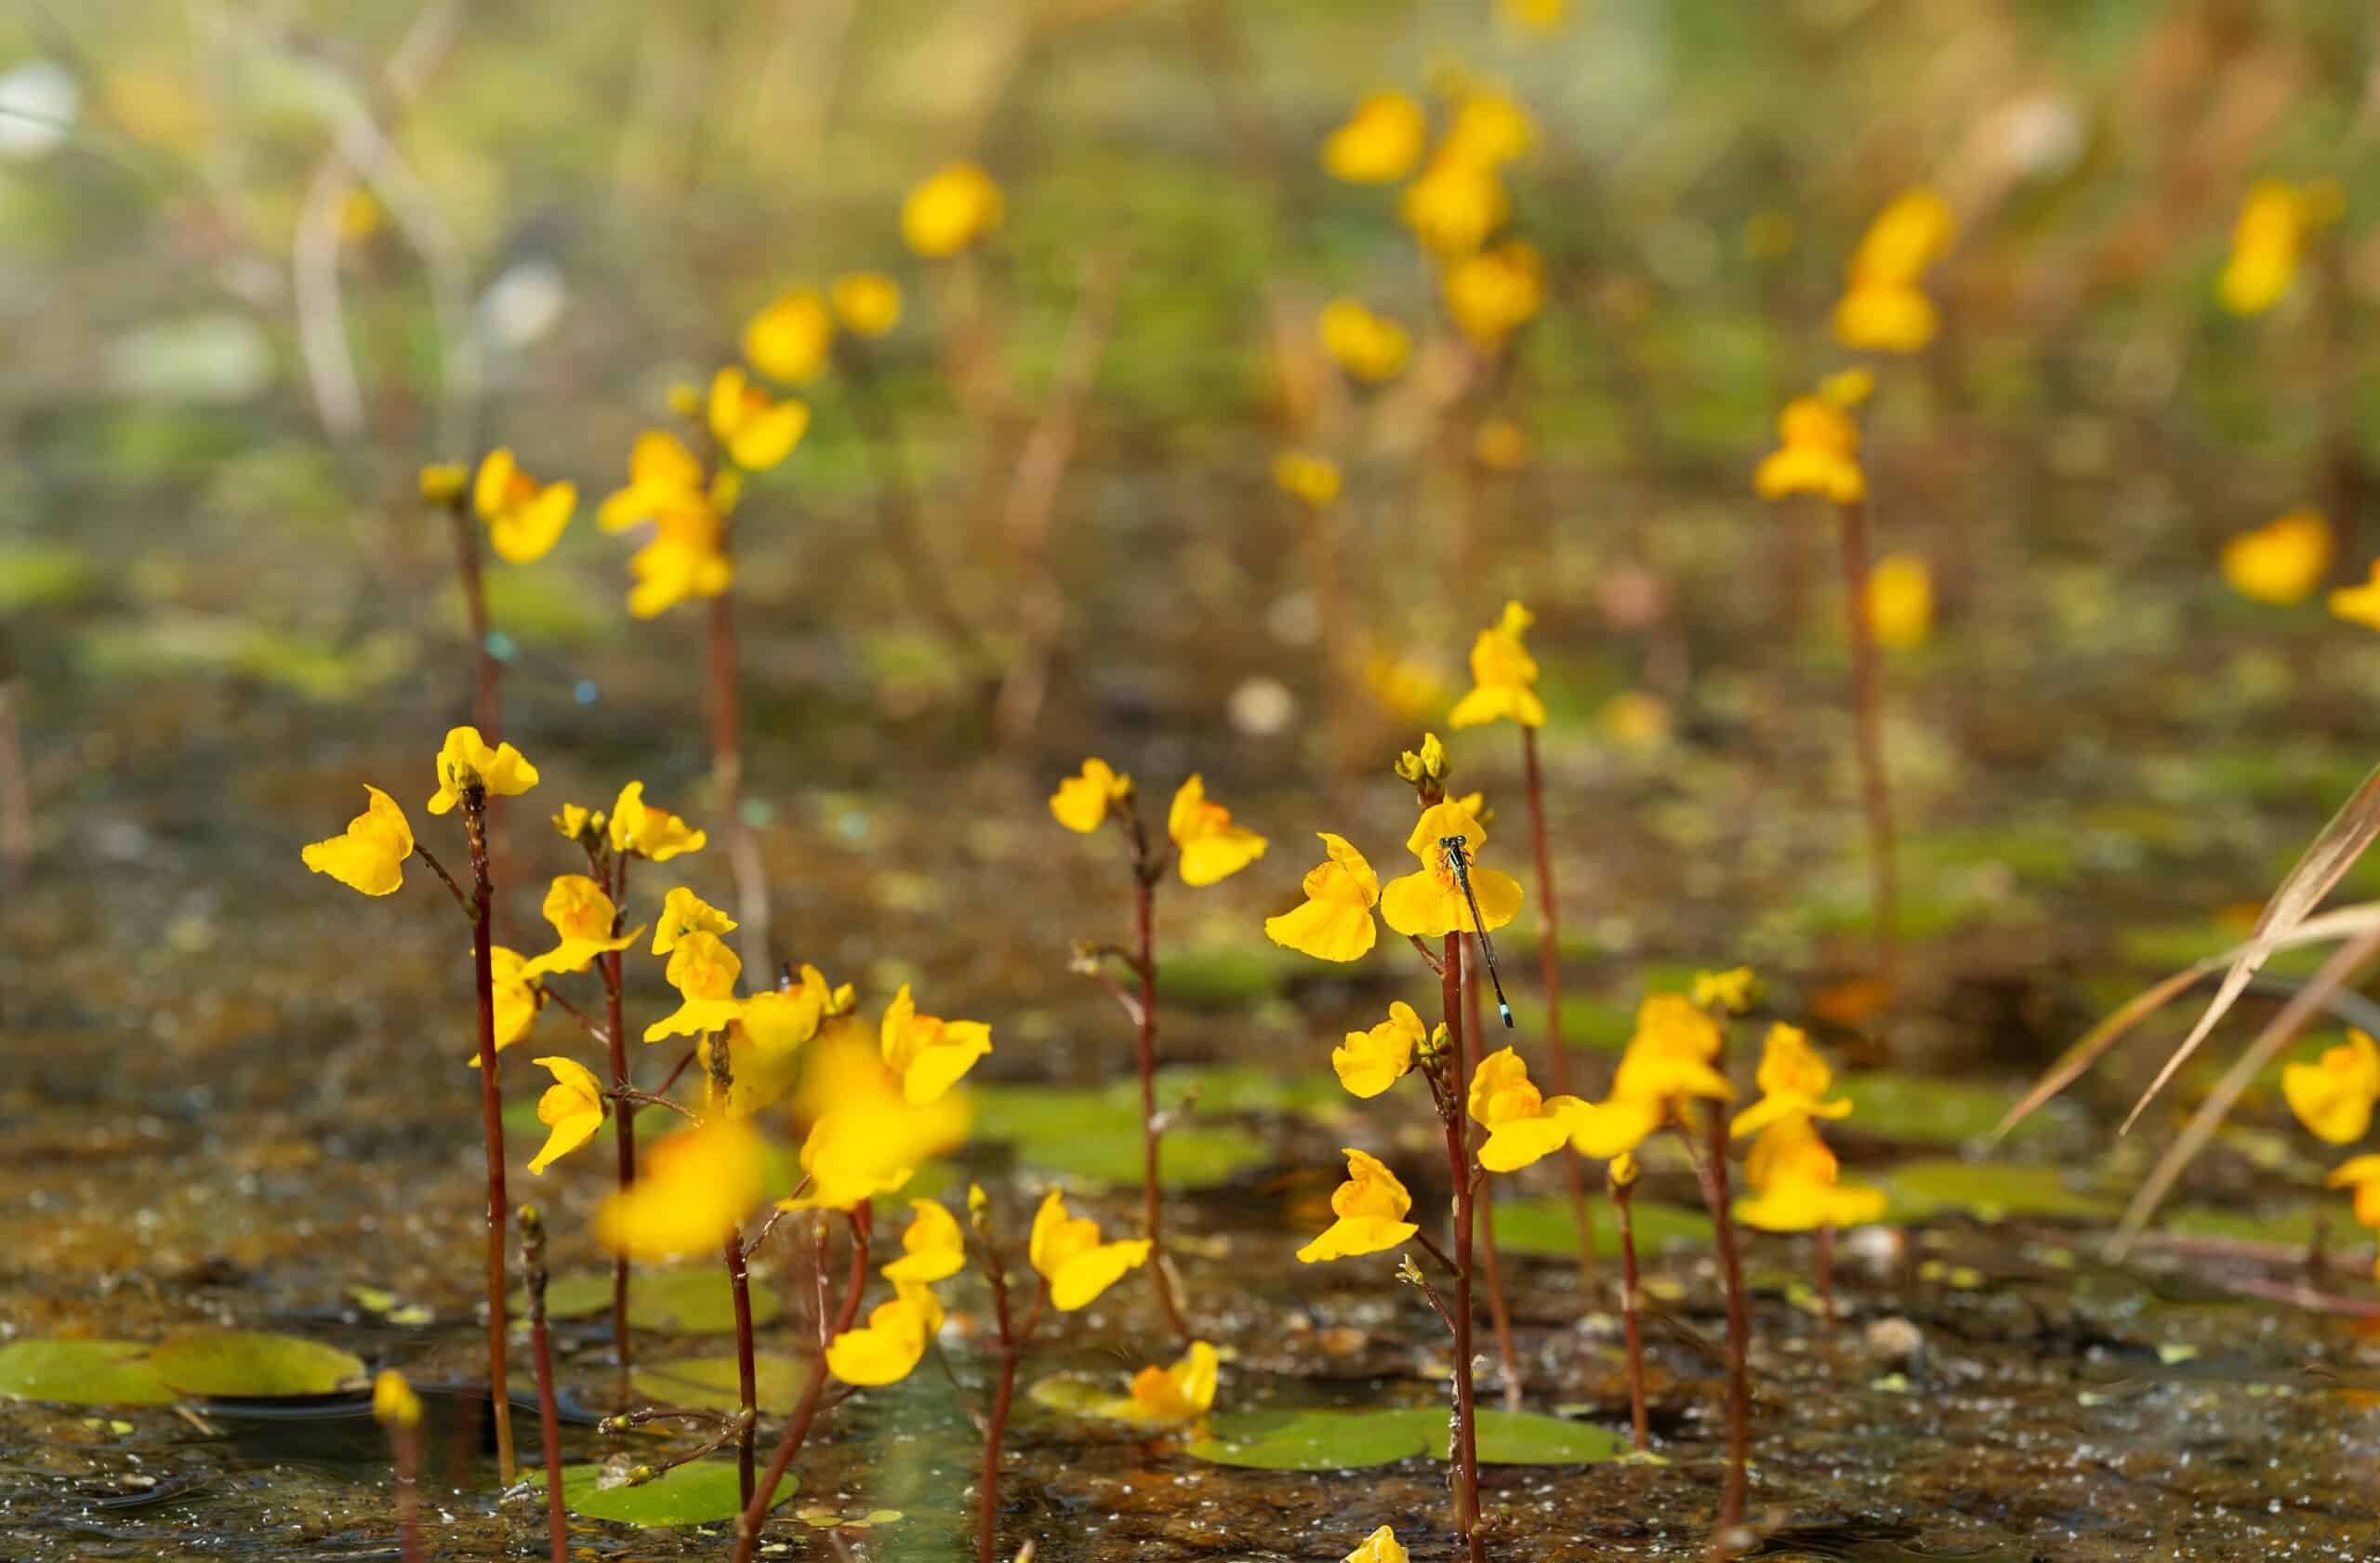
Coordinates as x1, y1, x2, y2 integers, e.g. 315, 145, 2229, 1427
15, 1, 2380, 1560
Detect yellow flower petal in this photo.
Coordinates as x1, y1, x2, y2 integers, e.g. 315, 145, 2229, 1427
301, 784, 414, 895
596, 1120, 765, 1259
526, 1055, 607, 1174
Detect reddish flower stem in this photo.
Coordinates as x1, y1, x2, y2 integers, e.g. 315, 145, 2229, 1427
1816, 1223, 1837, 1341
976, 1255, 1049, 1563
462, 792, 516, 1483
1440, 933, 1486, 1563
1834, 497, 1898, 993
1685, 1101, 1751, 1545
521, 1207, 568, 1563
1464, 943, 1524, 1411
728, 1206, 871, 1563
1612, 1179, 1650, 1452
606, 858, 634, 1371
1128, 814, 1191, 1342
390, 1420, 423, 1563
1522, 725, 1598, 1283
724, 1224, 757, 1506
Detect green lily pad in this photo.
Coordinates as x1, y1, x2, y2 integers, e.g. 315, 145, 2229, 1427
2162, 1204, 2326, 1248
1017, 1123, 1271, 1191
1026, 1374, 1118, 1415
0, 1341, 176, 1407
1881, 1159, 2119, 1225
1184, 1408, 1431, 1470
1131, 1065, 1346, 1118
533, 1267, 784, 1335
1408, 1407, 1633, 1465
1491, 1196, 1712, 1260
1155, 944, 1301, 1007
972, 1086, 1125, 1145
545, 1460, 800, 1526
1836, 1072, 2058, 1147
145, 1331, 365, 1398
631, 1354, 812, 1414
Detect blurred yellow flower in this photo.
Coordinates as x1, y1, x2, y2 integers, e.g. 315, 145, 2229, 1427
463, 947, 546, 1064
1443, 90, 1535, 167
1401, 154, 1509, 258
1273, 450, 1342, 508
1847, 187, 1953, 287
1567, 993, 1733, 1158
882, 1199, 966, 1284
597, 1119, 767, 1259
1444, 242, 1542, 347
626, 501, 732, 618
707, 366, 810, 473
826, 1292, 935, 1385
703, 986, 821, 1118
526, 1055, 607, 1174
609, 780, 706, 861
1832, 281, 1938, 352
744, 288, 835, 384
2283, 1029, 2380, 1146
831, 272, 903, 337
1344, 1527, 1410, 1563
522, 874, 645, 979
1691, 966, 1757, 1013
1029, 1190, 1152, 1310
879, 984, 993, 1105
1322, 90, 1427, 183
1736, 1113, 1885, 1232
2218, 179, 2332, 316
302, 784, 413, 896
1170, 775, 1268, 886
643, 930, 744, 1041
1866, 553, 1935, 650
1471, 1046, 1588, 1172
1448, 599, 1545, 729
1363, 651, 1449, 721
1729, 1023, 1853, 1137
1319, 298, 1412, 382
1597, 691, 1672, 750
1296, 1147, 1419, 1263
372, 1369, 422, 1429
2223, 508, 2333, 606
2329, 561, 2380, 630
1379, 798, 1522, 938
1753, 394, 1865, 504
600, 430, 707, 533
902, 162, 1004, 258
653, 886, 736, 956
1267, 832, 1382, 963
1333, 1000, 1422, 1097
1051, 757, 1131, 834
785, 1036, 971, 1210
1113, 1340, 1218, 1425
472, 448, 576, 565
2326, 1154, 2380, 1229
1472, 418, 1529, 470
428, 726, 538, 815
1821, 366, 1875, 407
419, 462, 469, 504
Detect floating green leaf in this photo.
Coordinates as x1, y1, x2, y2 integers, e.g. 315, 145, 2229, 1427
2162, 1203, 2325, 1248
1492, 1196, 1712, 1261
1837, 1072, 2060, 1147
1154, 944, 1302, 1007
533, 1267, 784, 1335
545, 1460, 799, 1526
1881, 1159, 2118, 1225
972, 1086, 1123, 1145
0, 1341, 175, 1407
1184, 1409, 1430, 1470
146, 1331, 365, 1398
631, 1354, 811, 1413
1017, 1123, 1270, 1191
1408, 1408, 1632, 1465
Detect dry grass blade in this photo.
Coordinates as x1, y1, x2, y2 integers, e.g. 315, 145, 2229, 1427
2108, 921, 2380, 1258
2117, 761, 2380, 1133
1996, 900, 2380, 1137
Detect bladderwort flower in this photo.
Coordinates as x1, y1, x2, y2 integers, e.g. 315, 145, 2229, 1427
831, 272, 903, 337
472, 448, 576, 565
1264, 833, 1382, 962
520, 874, 644, 980
609, 780, 707, 861
643, 930, 746, 1041
653, 886, 736, 954
2325, 1157, 2380, 1281
707, 366, 810, 472
1295, 1147, 1420, 1263
1343, 1526, 1409, 1563
1322, 90, 1426, 184
743, 287, 835, 384
1448, 600, 1546, 730
2283, 1029, 2380, 1145
1735, 1112, 1887, 1232
1332, 1000, 1424, 1096
427, 725, 538, 815
1754, 390, 1866, 504
1470, 1046, 1588, 1172
1272, 450, 1342, 509
826, 1283, 942, 1385
1049, 756, 1132, 834
463, 947, 545, 1065
1029, 1190, 1153, 1310
596, 1118, 768, 1261
2330, 560, 2380, 631
879, 984, 993, 1105
1867, 553, 1935, 650
1378, 797, 1521, 938
902, 162, 1004, 258
1567, 994, 1735, 1159
1109, 1339, 1219, 1426
2223, 508, 2334, 606
2218, 178, 2340, 317
881, 1199, 967, 1284
1728, 1023, 1855, 1137
525, 1056, 606, 1174
1832, 187, 1953, 352
1169, 775, 1268, 886
301, 785, 413, 895
1442, 241, 1542, 349
1319, 298, 1411, 382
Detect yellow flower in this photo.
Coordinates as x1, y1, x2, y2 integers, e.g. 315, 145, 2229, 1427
521, 874, 645, 979
426, 727, 538, 815
2326, 1154, 2380, 1228
1051, 757, 1132, 834
597, 1119, 767, 1259
1273, 451, 1342, 508
1296, 1147, 1419, 1263
1867, 554, 1935, 650
1333, 1000, 1422, 1097
1396, 731, 1451, 790
1379, 798, 1522, 938
301, 785, 413, 896
1729, 1023, 1854, 1137
1599, 691, 1671, 750
1472, 418, 1529, 471
1319, 298, 1411, 383
1441, 235, 1544, 344
609, 780, 707, 861
2219, 179, 2320, 317
1832, 282, 1938, 352
703, 986, 822, 1118
653, 886, 736, 956
1028, 1190, 1152, 1310
1735, 1114, 1886, 1232
879, 984, 993, 1105
707, 365, 810, 473
643, 930, 744, 1042
2223, 508, 2334, 606
372, 1369, 423, 1429
882, 1199, 966, 1284
2283, 1030, 2380, 1146
1112, 1340, 1219, 1426
418, 463, 469, 504
902, 162, 1004, 258
1443, 90, 1536, 167
1567, 994, 1732, 1158
831, 272, 902, 337
1266, 832, 1382, 963
1469, 1047, 1588, 1172
1753, 394, 1865, 504
471, 447, 576, 565
1400, 153, 1508, 257
526, 1055, 607, 1174
1846, 187, 1953, 288
743, 288, 835, 384
1363, 652, 1449, 722
1344, 1525, 1410, 1563
826, 1292, 934, 1386
600, 430, 707, 532
552, 802, 599, 843
1169, 775, 1268, 886
622, 498, 733, 619
2331, 560, 2380, 631
1691, 966, 1757, 1013
783, 1035, 972, 1211
1322, 90, 1426, 183
1821, 366, 1874, 408
1448, 599, 1545, 729
459, 947, 546, 1065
